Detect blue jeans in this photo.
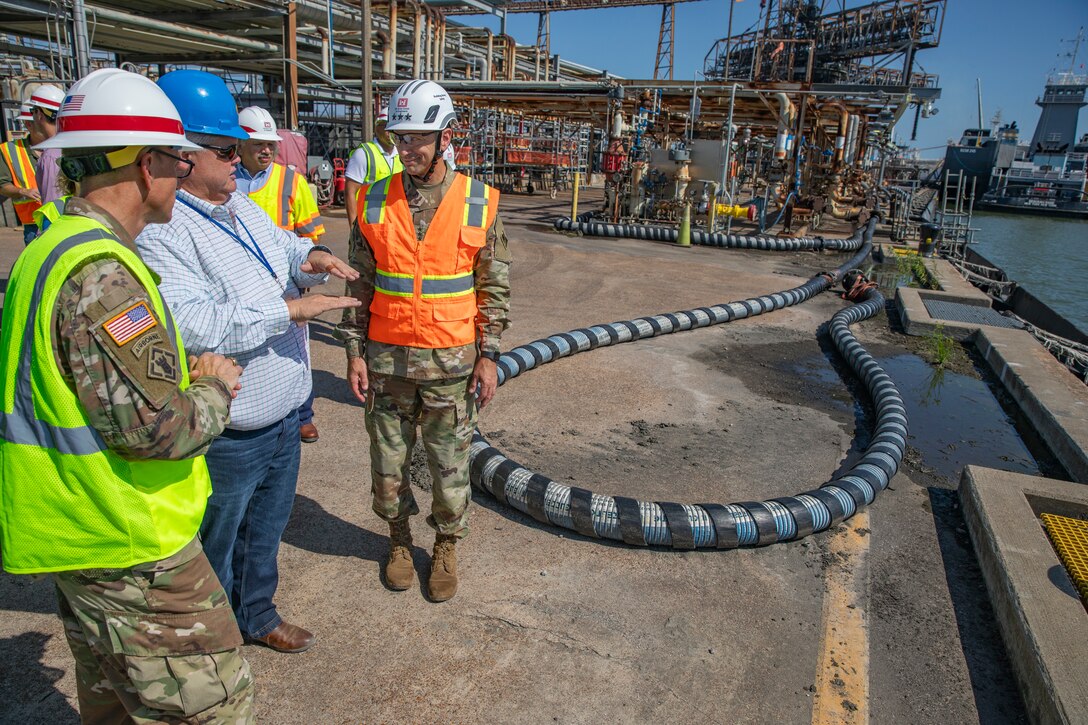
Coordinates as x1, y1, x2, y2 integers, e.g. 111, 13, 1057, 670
200, 410, 301, 639
22, 223, 38, 245
297, 387, 314, 426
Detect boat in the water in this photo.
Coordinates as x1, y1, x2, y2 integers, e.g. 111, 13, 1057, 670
944, 34, 1088, 220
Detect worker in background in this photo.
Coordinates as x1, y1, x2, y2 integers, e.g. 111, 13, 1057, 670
138, 69, 360, 654
236, 106, 325, 241
344, 105, 402, 224
338, 79, 511, 602
32, 85, 65, 206
0, 68, 254, 722
602, 137, 627, 218
0, 85, 62, 243
236, 105, 326, 443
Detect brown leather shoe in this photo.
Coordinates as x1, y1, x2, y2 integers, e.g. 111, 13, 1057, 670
249, 621, 316, 653
300, 422, 319, 443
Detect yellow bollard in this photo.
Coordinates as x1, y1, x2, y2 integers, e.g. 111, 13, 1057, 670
678, 202, 691, 247
571, 172, 581, 221
707, 182, 719, 232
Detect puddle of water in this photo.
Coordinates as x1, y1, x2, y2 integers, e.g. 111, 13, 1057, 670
800, 353, 1041, 482
870, 265, 914, 293
869, 258, 935, 295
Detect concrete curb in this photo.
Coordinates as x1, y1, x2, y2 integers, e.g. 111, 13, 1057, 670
959, 466, 1088, 725
976, 328, 1088, 484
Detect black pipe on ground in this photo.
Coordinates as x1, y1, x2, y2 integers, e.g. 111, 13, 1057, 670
469, 219, 905, 548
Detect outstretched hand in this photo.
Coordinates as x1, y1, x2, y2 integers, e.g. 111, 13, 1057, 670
301, 249, 359, 281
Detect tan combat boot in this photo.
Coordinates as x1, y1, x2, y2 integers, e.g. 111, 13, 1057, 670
385, 519, 414, 590
427, 534, 458, 602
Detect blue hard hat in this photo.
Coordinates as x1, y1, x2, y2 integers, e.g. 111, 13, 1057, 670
156, 70, 247, 140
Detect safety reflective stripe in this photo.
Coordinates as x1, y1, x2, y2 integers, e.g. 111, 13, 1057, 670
359, 142, 396, 182
1, 141, 37, 195
0, 229, 110, 455
361, 144, 375, 177
363, 144, 381, 180
375, 268, 414, 296
277, 166, 294, 228
363, 176, 391, 225
463, 177, 488, 228
295, 219, 320, 236
421, 273, 474, 298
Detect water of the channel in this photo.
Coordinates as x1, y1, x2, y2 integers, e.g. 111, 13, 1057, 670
971, 212, 1087, 333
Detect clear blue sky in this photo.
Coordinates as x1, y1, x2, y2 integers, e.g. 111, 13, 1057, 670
457, 0, 1088, 158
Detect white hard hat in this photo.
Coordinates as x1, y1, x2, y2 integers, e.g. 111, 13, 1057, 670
35, 68, 199, 151
377, 106, 389, 124
17, 103, 33, 122
238, 106, 280, 141
27, 84, 64, 116
386, 80, 456, 133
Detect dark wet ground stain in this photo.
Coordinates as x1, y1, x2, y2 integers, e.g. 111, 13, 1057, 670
708, 321, 1064, 487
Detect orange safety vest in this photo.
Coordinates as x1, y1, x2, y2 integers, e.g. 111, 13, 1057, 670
356, 172, 499, 349
0, 140, 42, 225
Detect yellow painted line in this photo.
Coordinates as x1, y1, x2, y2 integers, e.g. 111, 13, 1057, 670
812, 509, 871, 725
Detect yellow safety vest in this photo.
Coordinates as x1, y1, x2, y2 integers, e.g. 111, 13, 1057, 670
248, 162, 324, 241
356, 141, 404, 185
0, 139, 42, 225
0, 214, 211, 574
32, 195, 69, 234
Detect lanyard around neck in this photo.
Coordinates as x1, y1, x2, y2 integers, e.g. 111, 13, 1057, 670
177, 195, 277, 280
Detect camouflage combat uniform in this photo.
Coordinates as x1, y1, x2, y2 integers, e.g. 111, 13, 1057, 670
49, 198, 255, 723
337, 170, 511, 538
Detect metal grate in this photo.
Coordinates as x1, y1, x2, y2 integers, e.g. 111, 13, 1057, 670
1041, 513, 1088, 607
922, 299, 1023, 329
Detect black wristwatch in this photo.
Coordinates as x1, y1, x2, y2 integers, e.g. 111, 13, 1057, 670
480, 350, 500, 362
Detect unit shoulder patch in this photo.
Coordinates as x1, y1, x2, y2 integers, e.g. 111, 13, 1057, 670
147, 346, 180, 383
90, 295, 178, 411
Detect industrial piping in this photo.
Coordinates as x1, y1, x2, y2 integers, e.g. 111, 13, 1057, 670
470, 219, 906, 548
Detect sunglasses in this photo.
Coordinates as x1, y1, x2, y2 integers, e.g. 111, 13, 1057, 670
392, 131, 439, 148
203, 142, 238, 160
150, 148, 194, 179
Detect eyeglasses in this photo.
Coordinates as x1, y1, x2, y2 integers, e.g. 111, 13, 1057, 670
150, 148, 194, 179
392, 131, 439, 148
202, 142, 238, 161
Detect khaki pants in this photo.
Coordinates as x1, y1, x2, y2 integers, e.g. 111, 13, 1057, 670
365, 372, 477, 538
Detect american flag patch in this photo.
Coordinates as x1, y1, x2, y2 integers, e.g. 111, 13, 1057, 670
61, 95, 85, 112
103, 301, 157, 346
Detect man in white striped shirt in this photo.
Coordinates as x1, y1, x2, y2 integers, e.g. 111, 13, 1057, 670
137, 70, 360, 655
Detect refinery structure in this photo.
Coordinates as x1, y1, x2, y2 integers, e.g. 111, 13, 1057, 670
2, 0, 947, 235
6, 3, 1088, 724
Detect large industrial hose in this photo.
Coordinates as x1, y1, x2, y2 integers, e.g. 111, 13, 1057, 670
555, 216, 866, 252
470, 220, 905, 548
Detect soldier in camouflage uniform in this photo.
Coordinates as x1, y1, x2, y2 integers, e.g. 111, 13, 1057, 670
338, 80, 510, 602
0, 69, 254, 722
